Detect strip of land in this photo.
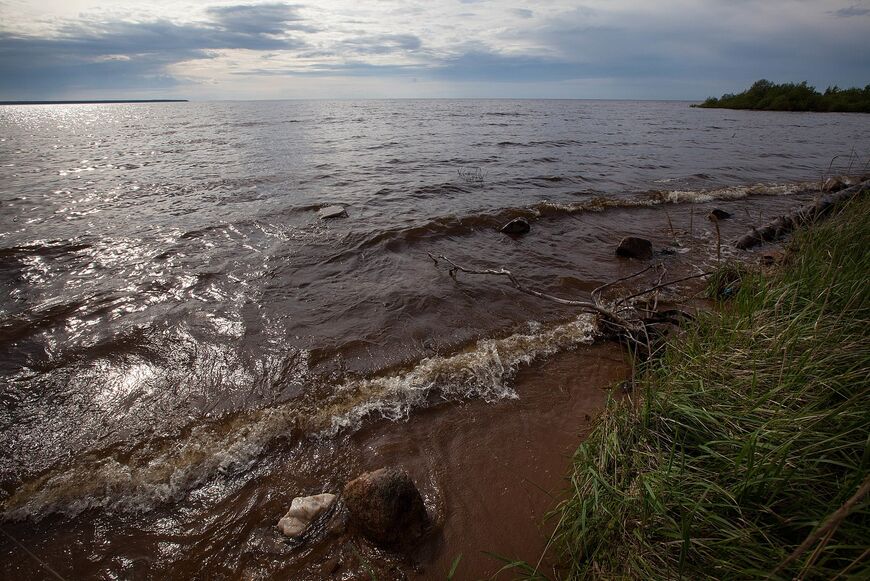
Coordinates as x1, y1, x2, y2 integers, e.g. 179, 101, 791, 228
694, 79, 870, 113
0, 100, 188, 105
548, 191, 869, 579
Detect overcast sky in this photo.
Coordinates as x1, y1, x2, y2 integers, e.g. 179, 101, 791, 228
0, 0, 868, 100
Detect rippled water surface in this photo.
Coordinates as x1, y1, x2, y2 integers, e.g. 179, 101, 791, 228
1, 100, 868, 578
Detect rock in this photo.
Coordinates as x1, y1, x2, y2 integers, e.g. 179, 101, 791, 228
319, 205, 347, 219
708, 208, 732, 220
343, 468, 429, 548
500, 217, 530, 235
277, 493, 337, 538
615, 236, 653, 259
822, 177, 846, 193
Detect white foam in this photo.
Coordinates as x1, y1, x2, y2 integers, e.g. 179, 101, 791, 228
323, 314, 598, 435
2, 314, 599, 521
663, 182, 809, 204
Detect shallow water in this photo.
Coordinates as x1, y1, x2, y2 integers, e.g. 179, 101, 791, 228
1, 100, 868, 578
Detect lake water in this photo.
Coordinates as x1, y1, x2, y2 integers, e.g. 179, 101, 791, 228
1, 100, 868, 578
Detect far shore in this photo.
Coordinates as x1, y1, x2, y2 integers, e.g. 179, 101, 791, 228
0, 99, 188, 105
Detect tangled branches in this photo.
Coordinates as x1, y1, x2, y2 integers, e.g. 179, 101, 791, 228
427, 252, 711, 363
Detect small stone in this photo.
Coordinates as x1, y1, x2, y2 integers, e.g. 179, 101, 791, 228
708, 208, 732, 220
319, 205, 348, 219
500, 217, 531, 235
277, 493, 337, 538
616, 236, 653, 259
343, 468, 429, 548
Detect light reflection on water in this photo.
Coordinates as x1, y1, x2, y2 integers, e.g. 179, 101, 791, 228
0, 99, 868, 529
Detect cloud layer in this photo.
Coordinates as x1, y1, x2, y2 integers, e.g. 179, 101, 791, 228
0, 0, 868, 100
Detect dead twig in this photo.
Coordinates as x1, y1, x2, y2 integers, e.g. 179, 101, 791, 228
427, 253, 711, 363
427, 252, 626, 323
616, 270, 714, 307
591, 263, 661, 302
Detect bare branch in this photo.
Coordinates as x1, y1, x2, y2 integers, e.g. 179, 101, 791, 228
427, 253, 622, 321
616, 270, 715, 307
591, 263, 661, 302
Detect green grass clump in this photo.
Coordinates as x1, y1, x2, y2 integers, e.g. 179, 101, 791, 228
553, 197, 870, 579
695, 79, 870, 113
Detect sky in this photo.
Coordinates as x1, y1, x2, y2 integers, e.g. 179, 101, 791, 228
0, 0, 868, 101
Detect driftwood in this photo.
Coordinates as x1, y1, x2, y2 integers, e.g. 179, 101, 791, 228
427, 253, 710, 360
734, 180, 869, 250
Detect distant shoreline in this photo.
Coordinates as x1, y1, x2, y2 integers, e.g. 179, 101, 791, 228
694, 79, 870, 113
0, 99, 188, 105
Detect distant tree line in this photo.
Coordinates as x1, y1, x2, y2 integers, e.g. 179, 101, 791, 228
694, 79, 870, 113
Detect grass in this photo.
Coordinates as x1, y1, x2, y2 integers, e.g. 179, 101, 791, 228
547, 196, 870, 579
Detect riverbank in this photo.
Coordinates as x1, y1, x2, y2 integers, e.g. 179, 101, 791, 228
548, 194, 869, 579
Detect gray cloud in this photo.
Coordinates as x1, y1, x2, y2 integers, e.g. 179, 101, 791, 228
833, 5, 870, 16
0, 3, 314, 97
1, 0, 869, 100
339, 33, 422, 55
206, 3, 318, 34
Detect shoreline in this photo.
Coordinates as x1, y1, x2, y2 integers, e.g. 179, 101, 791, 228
0, 99, 188, 105
1, 178, 866, 579
542, 188, 869, 579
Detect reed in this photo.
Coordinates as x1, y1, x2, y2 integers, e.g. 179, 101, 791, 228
546, 197, 870, 579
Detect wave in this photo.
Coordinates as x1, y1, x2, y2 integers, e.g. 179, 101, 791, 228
331, 181, 816, 256
1, 315, 598, 521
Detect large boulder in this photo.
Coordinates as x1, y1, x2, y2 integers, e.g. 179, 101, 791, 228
343, 468, 429, 548
277, 493, 337, 538
616, 236, 653, 259
500, 217, 531, 235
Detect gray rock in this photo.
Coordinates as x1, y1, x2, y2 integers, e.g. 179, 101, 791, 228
319, 205, 348, 219
277, 493, 337, 538
343, 468, 429, 548
616, 236, 653, 259
500, 217, 531, 235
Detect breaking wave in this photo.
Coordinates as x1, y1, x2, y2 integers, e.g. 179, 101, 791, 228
335, 181, 816, 254
1, 314, 598, 521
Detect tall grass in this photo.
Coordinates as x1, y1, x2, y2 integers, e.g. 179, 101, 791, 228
552, 197, 870, 579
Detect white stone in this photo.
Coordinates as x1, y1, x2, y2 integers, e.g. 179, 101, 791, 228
277, 493, 337, 538
318, 205, 347, 219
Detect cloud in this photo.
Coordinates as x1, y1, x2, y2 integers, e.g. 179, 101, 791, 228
0, 0, 868, 100
0, 3, 313, 97
206, 3, 318, 34
833, 4, 870, 17
339, 33, 422, 55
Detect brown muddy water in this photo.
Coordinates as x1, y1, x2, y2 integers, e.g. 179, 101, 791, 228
1, 100, 869, 579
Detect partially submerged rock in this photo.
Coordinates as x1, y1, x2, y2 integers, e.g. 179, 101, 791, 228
500, 217, 531, 235
277, 493, 337, 538
616, 236, 653, 259
319, 205, 348, 219
708, 208, 732, 220
343, 467, 429, 548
